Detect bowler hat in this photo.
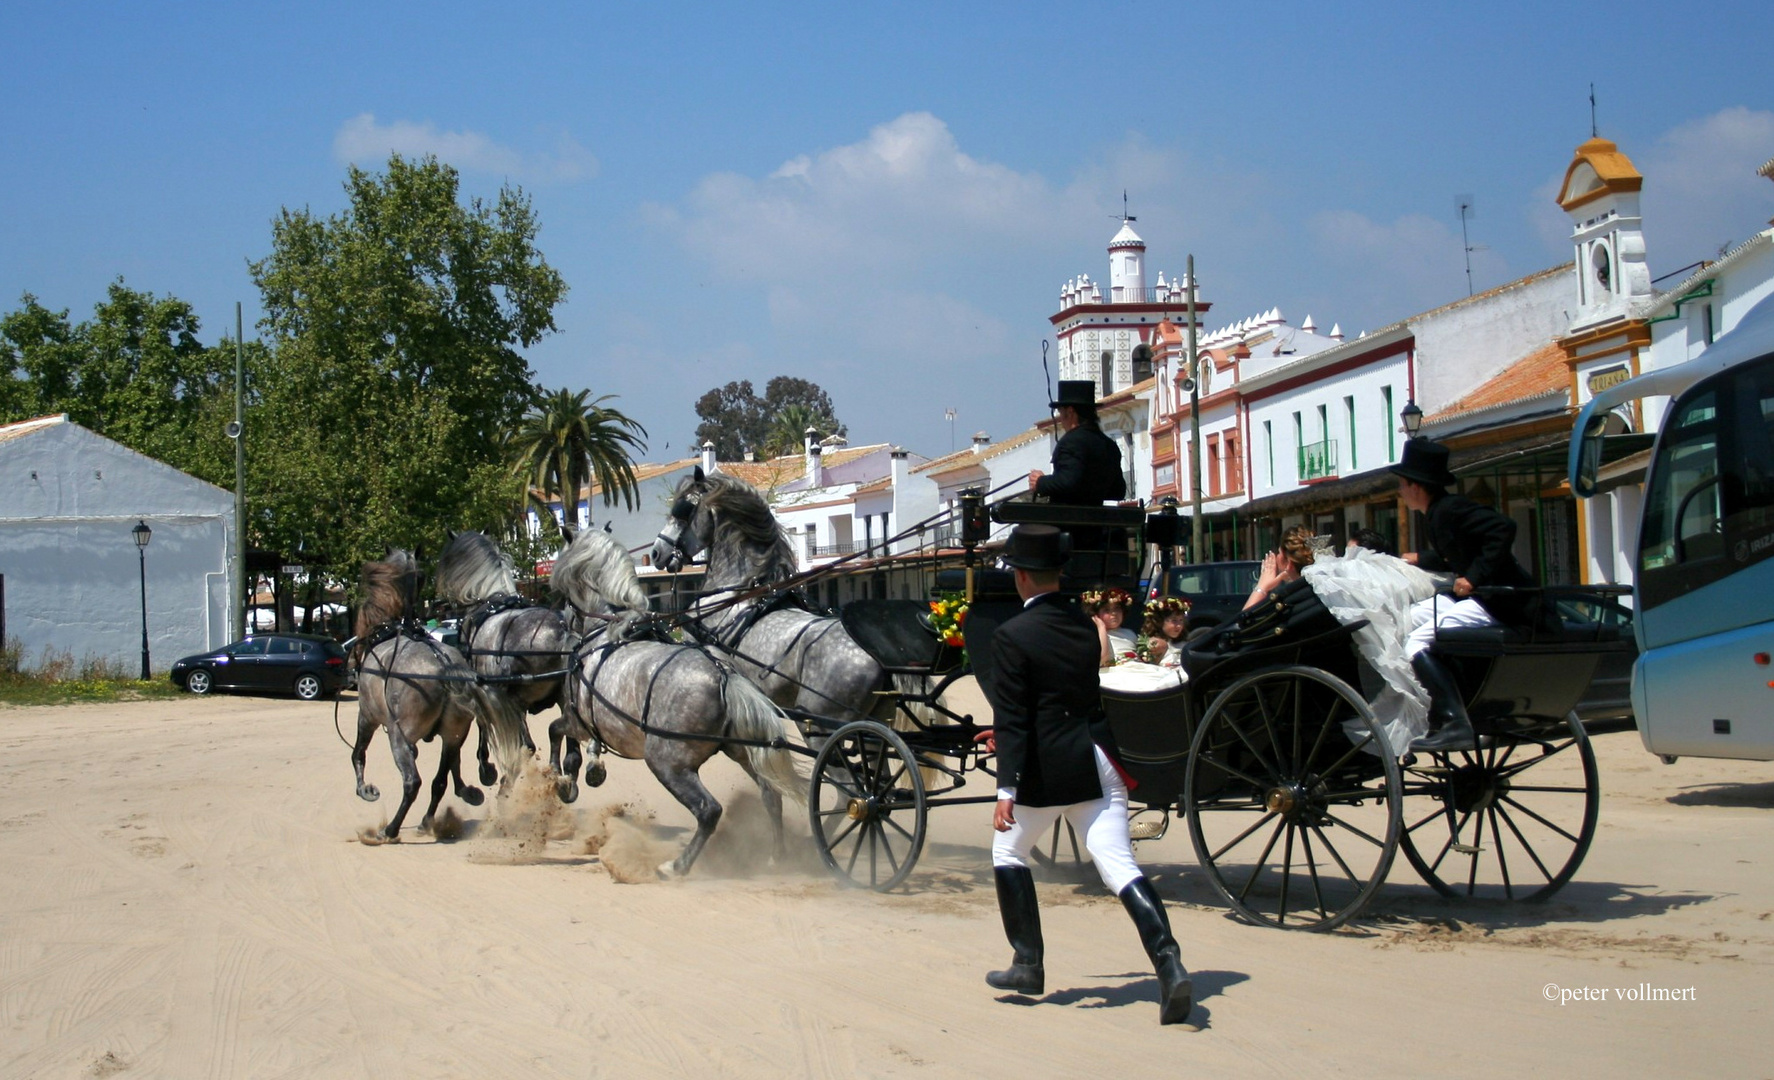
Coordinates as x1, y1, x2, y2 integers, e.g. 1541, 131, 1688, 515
1050, 380, 1099, 410
1000, 524, 1070, 570
1390, 438, 1456, 487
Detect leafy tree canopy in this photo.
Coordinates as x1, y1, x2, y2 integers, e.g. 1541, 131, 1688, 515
693, 375, 845, 461
247, 154, 569, 572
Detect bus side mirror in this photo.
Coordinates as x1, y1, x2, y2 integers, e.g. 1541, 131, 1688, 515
1573, 413, 1608, 498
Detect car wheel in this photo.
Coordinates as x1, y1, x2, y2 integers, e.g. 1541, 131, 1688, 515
186, 669, 213, 695
293, 673, 323, 701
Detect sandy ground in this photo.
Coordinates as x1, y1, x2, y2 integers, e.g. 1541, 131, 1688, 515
0, 682, 1769, 1080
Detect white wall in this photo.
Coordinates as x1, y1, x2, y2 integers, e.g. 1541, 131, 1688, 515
1414, 271, 1571, 413
0, 421, 235, 671
1245, 353, 1411, 499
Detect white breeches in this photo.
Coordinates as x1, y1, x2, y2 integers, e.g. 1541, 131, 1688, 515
992, 747, 1141, 894
1405, 595, 1499, 658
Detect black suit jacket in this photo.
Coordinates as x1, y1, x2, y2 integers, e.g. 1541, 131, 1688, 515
1035, 426, 1126, 505
985, 592, 1121, 807
1417, 493, 1533, 620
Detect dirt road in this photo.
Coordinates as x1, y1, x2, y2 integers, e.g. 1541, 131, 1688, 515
0, 690, 1767, 1078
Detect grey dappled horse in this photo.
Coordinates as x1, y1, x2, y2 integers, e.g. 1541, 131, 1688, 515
554, 527, 805, 878
435, 530, 569, 784
350, 551, 523, 840
649, 469, 906, 726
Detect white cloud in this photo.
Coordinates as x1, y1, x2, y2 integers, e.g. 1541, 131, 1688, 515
332, 113, 598, 184
1306, 209, 1509, 324
1638, 106, 1774, 270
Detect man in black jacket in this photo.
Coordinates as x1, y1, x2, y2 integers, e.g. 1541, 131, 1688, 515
1029, 380, 1126, 506
1393, 438, 1534, 752
982, 524, 1193, 1025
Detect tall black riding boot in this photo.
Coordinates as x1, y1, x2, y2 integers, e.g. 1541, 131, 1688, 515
1119, 876, 1193, 1025
1409, 651, 1476, 753
985, 866, 1044, 995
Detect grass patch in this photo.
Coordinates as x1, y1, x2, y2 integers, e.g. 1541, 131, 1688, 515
0, 638, 184, 707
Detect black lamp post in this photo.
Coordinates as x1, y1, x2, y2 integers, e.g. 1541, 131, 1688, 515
132, 519, 152, 680
1400, 399, 1424, 439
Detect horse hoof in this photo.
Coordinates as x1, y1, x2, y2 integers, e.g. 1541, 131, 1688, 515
459, 787, 485, 807
586, 761, 608, 788
478, 762, 498, 786
655, 861, 677, 881
556, 778, 580, 804
382, 826, 401, 841
357, 785, 380, 802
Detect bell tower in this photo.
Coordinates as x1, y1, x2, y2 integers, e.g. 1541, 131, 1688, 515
1556, 137, 1652, 330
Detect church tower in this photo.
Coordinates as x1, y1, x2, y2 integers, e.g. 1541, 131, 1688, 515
1107, 220, 1148, 302
1051, 220, 1202, 396
1556, 137, 1653, 330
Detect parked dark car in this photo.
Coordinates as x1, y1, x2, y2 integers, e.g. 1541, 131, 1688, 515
1554, 591, 1638, 733
170, 634, 349, 701
1165, 560, 1263, 631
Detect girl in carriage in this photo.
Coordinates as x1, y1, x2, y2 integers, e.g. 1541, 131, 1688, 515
1081, 586, 1138, 667
1138, 595, 1190, 668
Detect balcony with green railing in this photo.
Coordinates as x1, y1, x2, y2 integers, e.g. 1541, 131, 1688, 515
1298, 438, 1339, 481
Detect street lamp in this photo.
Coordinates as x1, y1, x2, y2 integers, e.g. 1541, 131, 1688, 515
1400, 399, 1424, 439
132, 519, 152, 680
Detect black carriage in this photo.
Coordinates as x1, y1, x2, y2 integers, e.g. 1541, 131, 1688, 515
800, 500, 1633, 931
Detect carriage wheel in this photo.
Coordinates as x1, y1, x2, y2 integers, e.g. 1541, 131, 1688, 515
1185, 665, 1402, 931
809, 721, 927, 892
1399, 712, 1599, 902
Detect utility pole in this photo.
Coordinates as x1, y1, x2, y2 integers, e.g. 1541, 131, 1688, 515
1186, 255, 1203, 562
233, 303, 247, 641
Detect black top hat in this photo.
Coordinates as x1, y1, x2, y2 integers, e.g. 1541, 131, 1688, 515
1000, 524, 1070, 570
1050, 380, 1099, 410
1390, 438, 1457, 487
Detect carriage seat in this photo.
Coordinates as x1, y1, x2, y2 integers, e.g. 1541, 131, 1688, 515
840, 599, 964, 674
1433, 620, 1628, 656
1101, 681, 1194, 807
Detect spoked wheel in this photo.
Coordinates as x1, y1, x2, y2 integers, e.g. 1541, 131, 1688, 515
1399, 712, 1599, 902
1185, 666, 1402, 931
809, 721, 927, 891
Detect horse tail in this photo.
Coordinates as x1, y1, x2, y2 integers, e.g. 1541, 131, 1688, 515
721, 675, 808, 806
452, 668, 527, 778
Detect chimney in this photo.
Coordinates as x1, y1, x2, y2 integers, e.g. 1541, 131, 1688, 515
889, 447, 910, 555
803, 426, 819, 479
806, 443, 824, 487
699, 440, 716, 474
971, 432, 990, 454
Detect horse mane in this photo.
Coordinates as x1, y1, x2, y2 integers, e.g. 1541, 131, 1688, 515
552, 527, 649, 614
435, 530, 518, 605
691, 474, 799, 586
356, 549, 420, 637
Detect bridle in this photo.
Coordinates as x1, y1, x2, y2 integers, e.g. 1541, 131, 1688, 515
654, 492, 705, 573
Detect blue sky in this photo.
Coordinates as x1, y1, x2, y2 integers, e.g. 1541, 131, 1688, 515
4, 1, 1771, 459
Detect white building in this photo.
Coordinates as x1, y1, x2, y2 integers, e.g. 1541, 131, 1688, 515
1052, 219, 1202, 398
0, 415, 237, 672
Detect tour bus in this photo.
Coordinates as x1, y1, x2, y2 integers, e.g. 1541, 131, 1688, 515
1569, 292, 1774, 761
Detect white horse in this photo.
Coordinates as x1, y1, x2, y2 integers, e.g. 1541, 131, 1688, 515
553, 526, 807, 878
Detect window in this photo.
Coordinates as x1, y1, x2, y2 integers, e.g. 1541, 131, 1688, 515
1264, 421, 1274, 486
1317, 403, 1328, 442
1382, 386, 1395, 462
268, 638, 301, 655
1345, 395, 1357, 471
1225, 430, 1243, 493
233, 638, 269, 656
1207, 434, 1222, 497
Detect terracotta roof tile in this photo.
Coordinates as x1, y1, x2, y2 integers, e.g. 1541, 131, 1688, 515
1426, 341, 1570, 421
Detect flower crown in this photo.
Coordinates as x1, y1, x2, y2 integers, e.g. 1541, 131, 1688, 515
1147, 595, 1191, 615
1080, 586, 1133, 609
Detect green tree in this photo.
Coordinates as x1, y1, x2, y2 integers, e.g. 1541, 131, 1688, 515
248, 154, 567, 573
507, 387, 648, 533
693, 375, 845, 460
763, 402, 836, 457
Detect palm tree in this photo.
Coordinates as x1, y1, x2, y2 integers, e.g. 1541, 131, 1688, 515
764, 403, 833, 458
507, 388, 648, 535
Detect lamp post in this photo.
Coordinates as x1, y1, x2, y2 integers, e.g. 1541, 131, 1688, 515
132, 519, 152, 680
1400, 399, 1424, 439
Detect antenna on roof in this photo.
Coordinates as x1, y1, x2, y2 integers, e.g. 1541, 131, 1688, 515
1455, 194, 1487, 296
1114, 190, 1136, 224
1589, 82, 1598, 138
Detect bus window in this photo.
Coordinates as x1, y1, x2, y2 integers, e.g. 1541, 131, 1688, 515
1640, 390, 1720, 576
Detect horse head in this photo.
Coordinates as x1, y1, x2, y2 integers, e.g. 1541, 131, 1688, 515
652, 466, 710, 573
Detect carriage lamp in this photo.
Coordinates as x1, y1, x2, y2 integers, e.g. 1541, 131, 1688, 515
1400, 400, 1424, 438
132, 520, 152, 680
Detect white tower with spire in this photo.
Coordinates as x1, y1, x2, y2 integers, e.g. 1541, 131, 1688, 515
1108, 219, 1147, 303
1556, 137, 1653, 330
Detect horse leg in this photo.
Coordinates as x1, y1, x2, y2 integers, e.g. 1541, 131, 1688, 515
352, 705, 381, 803
383, 729, 423, 840
448, 731, 485, 807
549, 717, 580, 804
725, 746, 788, 864
475, 721, 497, 787
647, 756, 722, 880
